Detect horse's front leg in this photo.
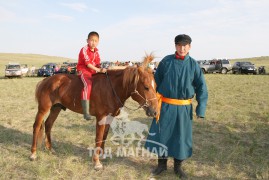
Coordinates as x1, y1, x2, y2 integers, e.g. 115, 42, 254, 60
100, 124, 110, 159
93, 117, 106, 170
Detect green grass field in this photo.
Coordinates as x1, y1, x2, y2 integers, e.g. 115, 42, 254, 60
0, 53, 269, 179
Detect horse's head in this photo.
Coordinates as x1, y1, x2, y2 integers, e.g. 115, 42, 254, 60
123, 54, 158, 117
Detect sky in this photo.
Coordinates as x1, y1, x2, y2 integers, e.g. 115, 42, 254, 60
0, 0, 269, 62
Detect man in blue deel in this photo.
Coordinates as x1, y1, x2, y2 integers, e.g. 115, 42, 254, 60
145, 34, 208, 179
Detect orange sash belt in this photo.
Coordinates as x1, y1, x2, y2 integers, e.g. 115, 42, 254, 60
156, 93, 192, 122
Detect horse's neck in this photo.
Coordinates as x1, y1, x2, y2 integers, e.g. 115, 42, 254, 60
111, 73, 131, 105
98, 69, 135, 108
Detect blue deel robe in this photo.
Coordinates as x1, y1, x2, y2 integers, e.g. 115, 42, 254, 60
144, 53, 208, 160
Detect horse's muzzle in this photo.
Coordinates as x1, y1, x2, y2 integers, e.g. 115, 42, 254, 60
145, 106, 157, 117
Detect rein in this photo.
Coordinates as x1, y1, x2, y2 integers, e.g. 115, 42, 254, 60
130, 75, 157, 108
105, 71, 156, 111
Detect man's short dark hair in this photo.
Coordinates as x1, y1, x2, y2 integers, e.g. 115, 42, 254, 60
88, 31, 99, 39
174, 34, 192, 45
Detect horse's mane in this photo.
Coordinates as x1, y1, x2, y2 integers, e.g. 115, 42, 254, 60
123, 67, 138, 89
92, 53, 155, 89
141, 52, 155, 69
123, 53, 155, 88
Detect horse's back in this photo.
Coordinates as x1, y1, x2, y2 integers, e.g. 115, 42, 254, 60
35, 74, 82, 110
36, 74, 80, 95
35, 71, 122, 116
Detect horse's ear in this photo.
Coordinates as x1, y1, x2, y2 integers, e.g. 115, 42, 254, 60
123, 67, 138, 88
141, 52, 155, 69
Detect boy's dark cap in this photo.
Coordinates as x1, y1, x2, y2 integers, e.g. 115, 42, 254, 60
174, 34, 192, 45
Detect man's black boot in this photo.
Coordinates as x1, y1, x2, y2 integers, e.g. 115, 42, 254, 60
151, 158, 167, 176
174, 158, 187, 179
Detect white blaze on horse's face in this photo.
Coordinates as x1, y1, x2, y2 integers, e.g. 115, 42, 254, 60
151, 80, 155, 90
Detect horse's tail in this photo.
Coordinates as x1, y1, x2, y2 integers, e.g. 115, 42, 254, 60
34, 78, 50, 146
35, 79, 44, 102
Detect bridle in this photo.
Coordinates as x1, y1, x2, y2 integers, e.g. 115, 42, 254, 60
105, 71, 157, 111
130, 74, 157, 108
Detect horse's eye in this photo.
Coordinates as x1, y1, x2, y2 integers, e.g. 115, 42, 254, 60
144, 86, 149, 90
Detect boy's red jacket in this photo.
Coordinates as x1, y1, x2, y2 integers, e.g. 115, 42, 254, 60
77, 45, 100, 75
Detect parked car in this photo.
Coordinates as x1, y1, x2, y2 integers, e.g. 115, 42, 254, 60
37, 63, 57, 77
66, 62, 77, 74
21, 64, 29, 76
54, 66, 68, 74
101, 61, 112, 69
5, 63, 22, 78
199, 59, 232, 74
54, 63, 77, 74
232, 62, 257, 74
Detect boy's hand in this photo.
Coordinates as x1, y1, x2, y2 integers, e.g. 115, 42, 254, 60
100, 68, 107, 73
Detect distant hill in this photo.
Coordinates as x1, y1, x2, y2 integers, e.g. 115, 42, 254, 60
230, 56, 269, 68
0, 53, 76, 77
0, 53, 75, 66
231, 56, 269, 61
1, 53, 268, 63
229, 56, 269, 61
1, 53, 268, 76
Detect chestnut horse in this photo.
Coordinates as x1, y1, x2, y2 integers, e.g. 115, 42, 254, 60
30, 55, 158, 170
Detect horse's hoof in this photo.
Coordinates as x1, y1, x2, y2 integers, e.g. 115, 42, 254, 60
29, 153, 37, 161
44, 146, 56, 154
47, 148, 56, 155
94, 162, 103, 171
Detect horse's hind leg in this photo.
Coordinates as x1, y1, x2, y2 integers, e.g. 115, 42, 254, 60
44, 106, 62, 153
30, 107, 50, 161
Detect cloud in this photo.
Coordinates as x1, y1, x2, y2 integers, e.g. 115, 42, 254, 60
0, 6, 16, 22
45, 13, 74, 22
89, 8, 99, 13
60, 2, 89, 12
0, 6, 38, 23
102, 15, 170, 36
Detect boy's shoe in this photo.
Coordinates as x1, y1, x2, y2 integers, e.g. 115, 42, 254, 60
81, 100, 94, 121
83, 114, 94, 120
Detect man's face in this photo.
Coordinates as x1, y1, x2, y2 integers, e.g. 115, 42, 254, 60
175, 43, 191, 56
87, 35, 99, 51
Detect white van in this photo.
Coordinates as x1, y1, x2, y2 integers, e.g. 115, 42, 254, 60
5, 63, 22, 78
